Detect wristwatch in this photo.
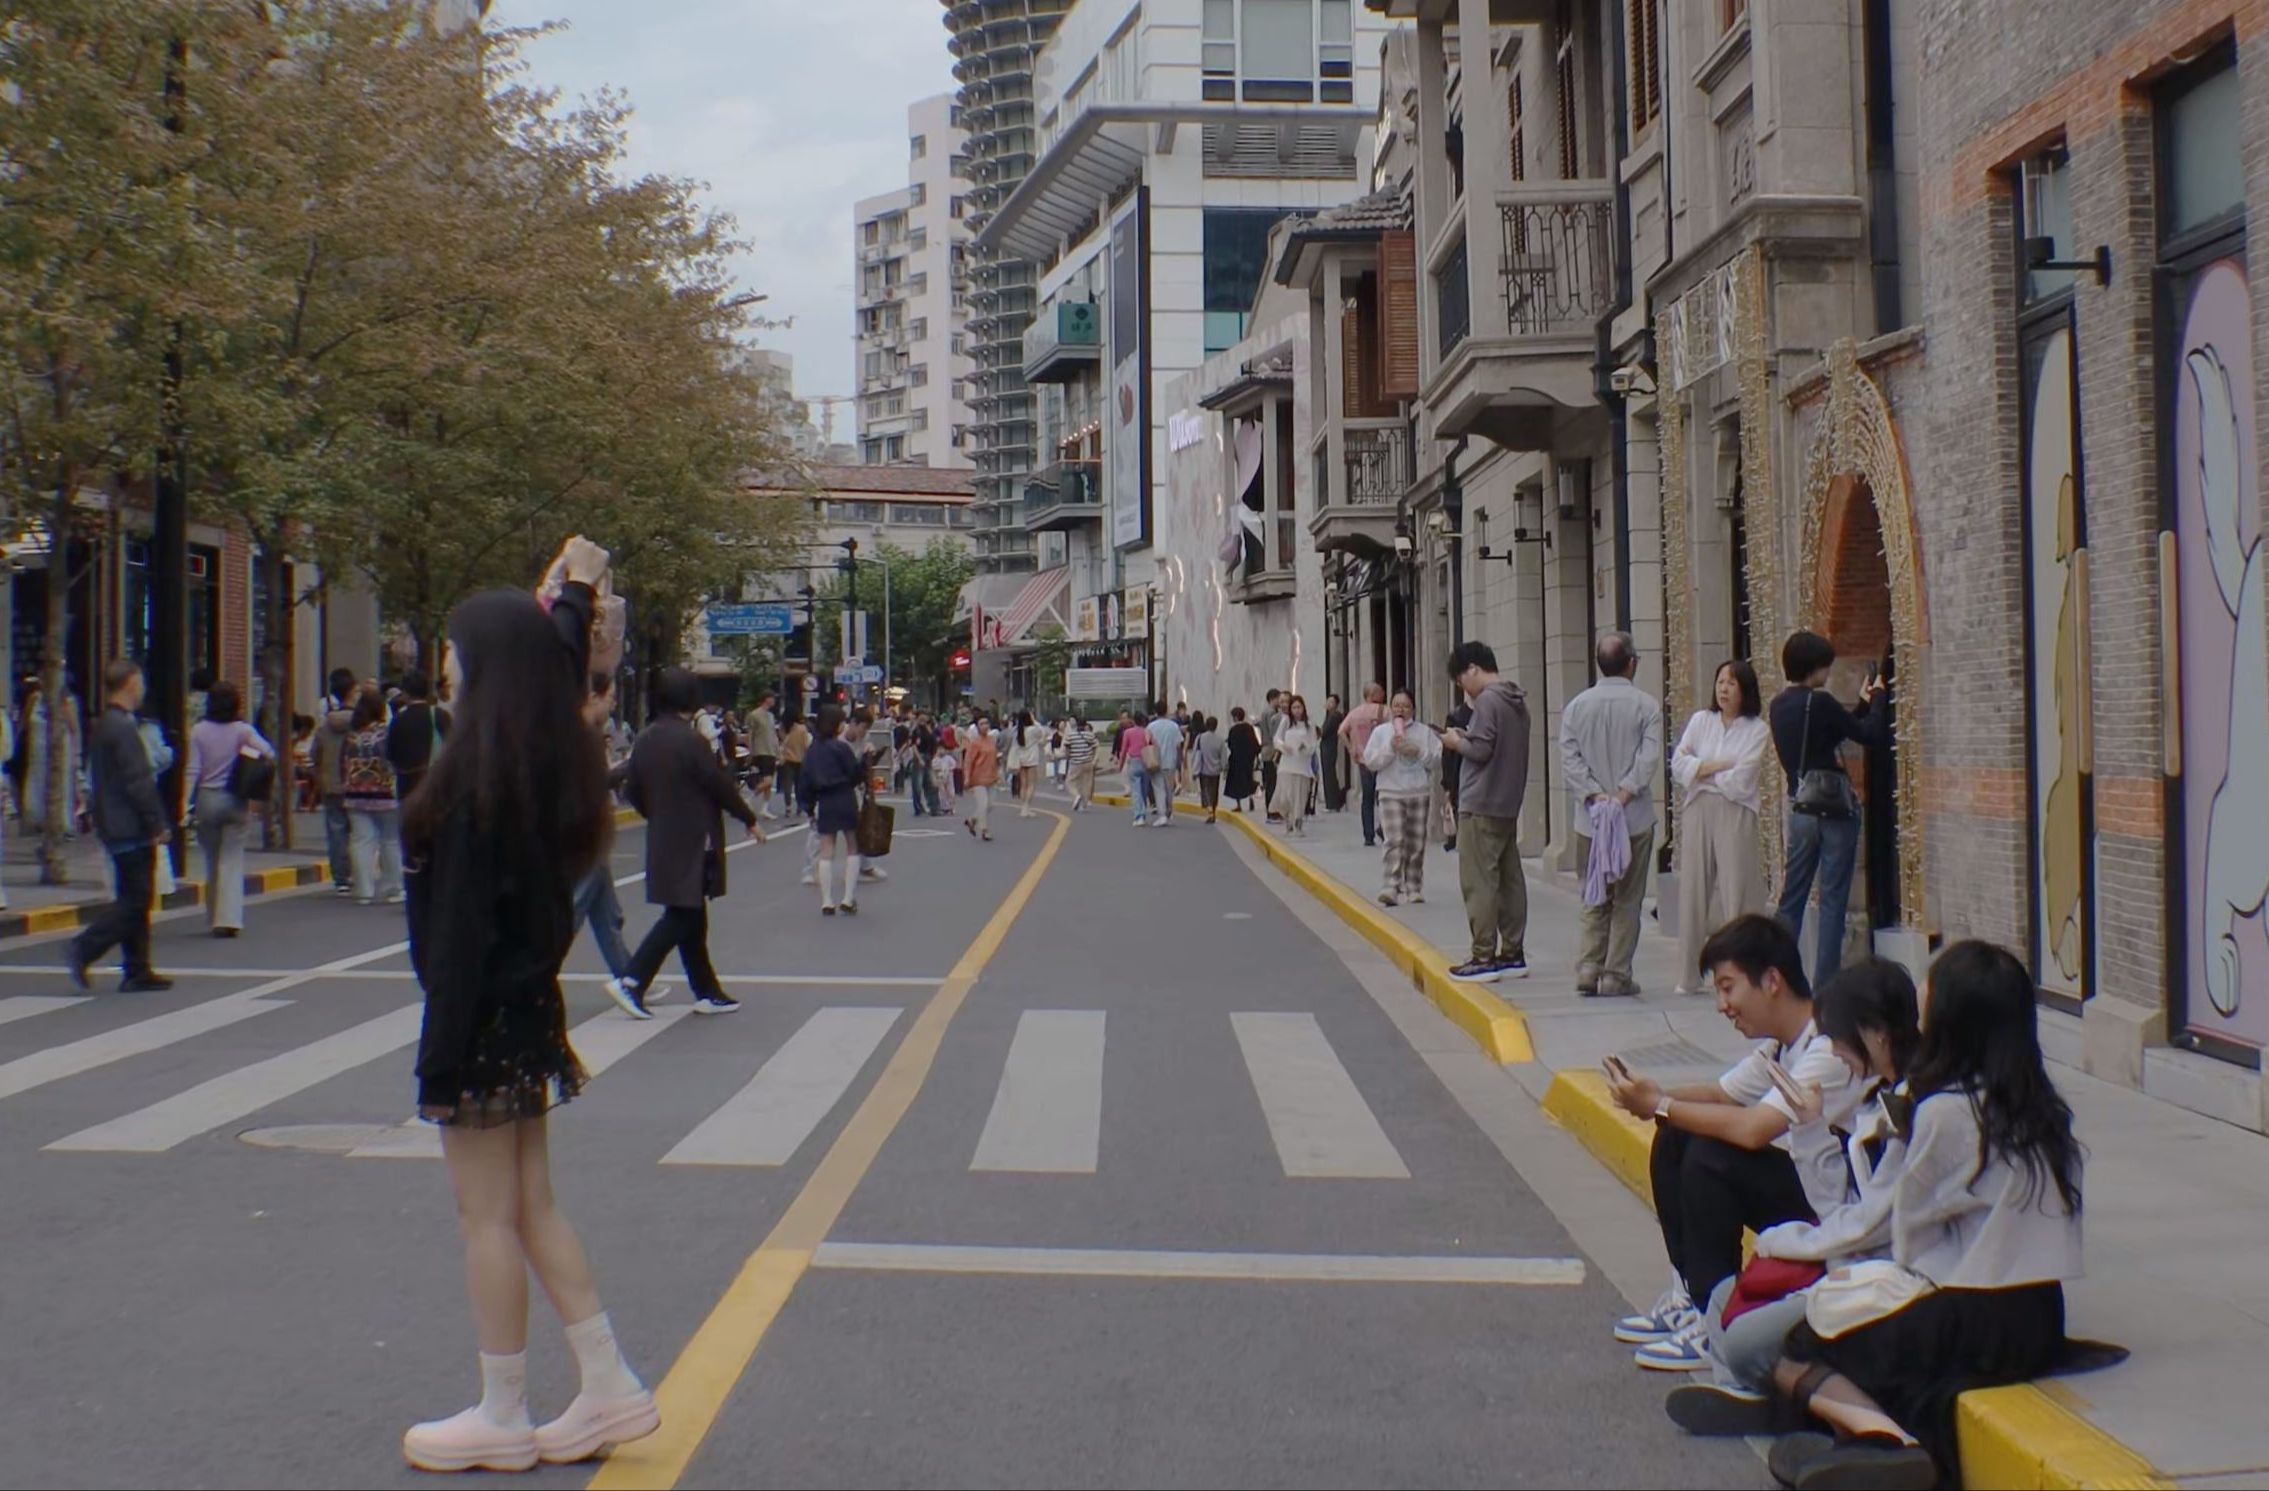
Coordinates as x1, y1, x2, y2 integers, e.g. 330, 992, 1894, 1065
1653, 1096, 1674, 1122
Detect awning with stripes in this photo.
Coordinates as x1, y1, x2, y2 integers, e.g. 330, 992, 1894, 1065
996, 566, 1071, 647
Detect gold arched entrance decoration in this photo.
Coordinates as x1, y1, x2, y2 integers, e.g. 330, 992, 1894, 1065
1799, 337, 1928, 927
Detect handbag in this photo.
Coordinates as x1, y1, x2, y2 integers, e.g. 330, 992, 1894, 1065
1723, 1256, 1827, 1326
1803, 1259, 1936, 1339
1790, 691, 1859, 820
227, 745, 276, 806
1140, 742, 1161, 773
856, 794, 895, 858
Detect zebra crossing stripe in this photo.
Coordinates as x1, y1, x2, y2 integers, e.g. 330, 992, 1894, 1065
660, 1007, 901, 1168
1231, 1011, 1410, 1179
0, 995, 91, 1028
0, 994, 285, 1103
970, 1010, 1105, 1174
45, 1004, 425, 1153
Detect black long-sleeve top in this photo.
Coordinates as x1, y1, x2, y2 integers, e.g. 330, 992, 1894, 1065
407, 582, 593, 1109
1767, 684, 1892, 799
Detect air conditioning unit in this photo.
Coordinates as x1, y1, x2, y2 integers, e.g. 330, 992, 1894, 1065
1057, 300, 1101, 346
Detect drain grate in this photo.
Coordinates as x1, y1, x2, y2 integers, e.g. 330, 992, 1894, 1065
1611, 1038, 1721, 1071
239, 1123, 400, 1153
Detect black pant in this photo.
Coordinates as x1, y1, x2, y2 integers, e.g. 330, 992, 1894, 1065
1321, 742, 1346, 811
1649, 1125, 1815, 1304
628, 903, 721, 999
1359, 767, 1380, 844
77, 844, 156, 979
1262, 758, 1279, 811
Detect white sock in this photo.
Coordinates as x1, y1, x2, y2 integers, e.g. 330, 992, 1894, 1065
478, 1350, 532, 1428
843, 854, 860, 904
563, 1312, 644, 1401
818, 853, 836, 907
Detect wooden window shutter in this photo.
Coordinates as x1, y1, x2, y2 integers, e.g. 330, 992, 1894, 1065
1628, 0, 1660, 132
1377, 231, 1420, 398
1556, 2, 1579, 179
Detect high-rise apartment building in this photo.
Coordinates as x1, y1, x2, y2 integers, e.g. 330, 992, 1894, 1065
853, 94, 971, 469
942, 0, 1072, 575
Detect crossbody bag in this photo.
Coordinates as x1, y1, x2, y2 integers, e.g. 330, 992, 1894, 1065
1790, 690, 1859, 820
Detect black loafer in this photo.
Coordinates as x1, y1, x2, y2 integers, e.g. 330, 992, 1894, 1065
1665, 1383, 1779, 1437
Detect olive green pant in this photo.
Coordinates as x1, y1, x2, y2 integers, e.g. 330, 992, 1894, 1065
1456, 812, 1528, 964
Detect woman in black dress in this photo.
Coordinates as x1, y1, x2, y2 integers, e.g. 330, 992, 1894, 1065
1224, 705, 1262, 811
399, 539, 659, 1473
804, 703, 867, 915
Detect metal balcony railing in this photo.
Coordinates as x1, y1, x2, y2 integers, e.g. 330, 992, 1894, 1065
1343, 423, 1411, 505
1497, 186, 1616, 337
1022, 459, 1103, 528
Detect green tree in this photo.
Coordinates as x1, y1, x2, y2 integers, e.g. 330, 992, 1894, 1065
808, 539, 972, 707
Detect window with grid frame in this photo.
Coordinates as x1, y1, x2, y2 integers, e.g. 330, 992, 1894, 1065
1628, 0, 1660, 134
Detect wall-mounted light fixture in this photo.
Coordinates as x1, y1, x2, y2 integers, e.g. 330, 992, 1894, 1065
2022, 235, 2112, 286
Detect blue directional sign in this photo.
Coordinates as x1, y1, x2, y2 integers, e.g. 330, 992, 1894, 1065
706, 602, 797, 636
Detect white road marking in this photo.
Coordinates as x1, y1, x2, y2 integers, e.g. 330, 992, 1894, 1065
0, 967, 940, 987
0, 995, 91, 1027
348, 1005, 693, 1158
970, 1010, 1105, 1174
660, 1007, 900, 1168
810, 1241, 1584, 1287
46, 1003, 426, 1153
0, 939, 410, 1104
1231, 1011, 1410, 1180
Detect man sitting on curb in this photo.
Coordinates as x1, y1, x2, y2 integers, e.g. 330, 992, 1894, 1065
1603, 914, 1864, 1369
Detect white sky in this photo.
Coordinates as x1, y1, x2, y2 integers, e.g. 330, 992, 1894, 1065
488, 0, 959, 404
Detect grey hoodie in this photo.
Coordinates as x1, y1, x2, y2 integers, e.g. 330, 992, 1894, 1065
1456, 678, 1531, 820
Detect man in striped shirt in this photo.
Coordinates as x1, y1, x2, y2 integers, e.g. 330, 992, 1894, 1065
1062, 716, 1099, 811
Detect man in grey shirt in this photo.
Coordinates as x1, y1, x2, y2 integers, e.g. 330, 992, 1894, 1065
1560, 631, 1664, 996
1258, 688, 1285, 821
1440, 641, 1531, 983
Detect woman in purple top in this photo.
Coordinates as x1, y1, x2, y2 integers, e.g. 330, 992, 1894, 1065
185, 681, 275, 938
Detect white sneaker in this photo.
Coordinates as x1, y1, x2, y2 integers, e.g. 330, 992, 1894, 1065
799, 868, 816, 885
602, 977, 652, 1021
643, 982, 671, 1005
1613, 1281, 1695, 1344
1633, 1318, 1713, 1372
533, 1388, 660, 1464
401, 1406, 537, 1473
860, 865, 888, 881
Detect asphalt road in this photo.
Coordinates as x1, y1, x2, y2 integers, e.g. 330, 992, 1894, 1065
0, 804, 1765, 1490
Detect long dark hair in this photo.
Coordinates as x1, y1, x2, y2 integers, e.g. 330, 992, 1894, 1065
350, 688, 385, 732
1907, 941, 2083, 1214
205, 681, 243, 725
1814, 957, 1920, 1083
401, 589, 609, 880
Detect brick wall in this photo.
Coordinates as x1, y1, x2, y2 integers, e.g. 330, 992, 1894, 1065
221, 526, 252, 689
1910, 0, 2269, 1045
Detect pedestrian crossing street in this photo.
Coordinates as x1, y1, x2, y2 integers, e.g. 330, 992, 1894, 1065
0, 990, 1421, 1179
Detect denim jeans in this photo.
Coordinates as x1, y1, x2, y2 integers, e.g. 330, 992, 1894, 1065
572, 866, 634, 980
322, 795, 352, 885
348, 806, 402, 901
1778, 808, 1862, 987
1127, 764, 1150, 821
916, 760, 942, 816
1151, 761, 1177, 819
1359, 766, 1380, 845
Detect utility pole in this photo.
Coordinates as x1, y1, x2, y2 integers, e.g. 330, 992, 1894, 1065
150, 34, 191, 876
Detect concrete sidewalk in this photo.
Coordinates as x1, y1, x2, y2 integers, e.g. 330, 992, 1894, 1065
0, 809, 336, 935
1221, 792, 2269, 1489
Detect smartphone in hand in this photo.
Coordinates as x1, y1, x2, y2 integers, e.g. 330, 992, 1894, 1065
1602, 1053, 1633, 1085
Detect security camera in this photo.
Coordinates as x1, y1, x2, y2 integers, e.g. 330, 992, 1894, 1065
1610, 363, 1655, 397
1392, 534, 1414, 556
1425, 510, 1449, 533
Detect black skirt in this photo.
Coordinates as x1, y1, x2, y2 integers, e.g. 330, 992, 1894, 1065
418, 993, 586, 1129
1785, 1281, 2066, 1478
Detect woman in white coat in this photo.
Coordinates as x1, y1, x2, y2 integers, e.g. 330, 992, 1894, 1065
1269, 694, 1321, 836
1361, 689, 1442, 906
1670, 660, 1772, 992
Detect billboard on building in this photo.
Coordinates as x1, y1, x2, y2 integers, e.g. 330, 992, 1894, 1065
1108, 190, 1150, 550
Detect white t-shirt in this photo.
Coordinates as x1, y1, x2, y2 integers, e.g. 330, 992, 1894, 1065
1718, 1018, 1865, 1216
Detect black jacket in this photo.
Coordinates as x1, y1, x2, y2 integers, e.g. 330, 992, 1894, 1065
88, 705, 166, 849
619, 714, 756, 908
1768, 685, 1891, 798
387, 702, 450, 801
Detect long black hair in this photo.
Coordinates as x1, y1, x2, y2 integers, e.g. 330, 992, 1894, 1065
1814, 957, 1920, 1083
1907, 941, 2083, 1214
401, 589, 609, 880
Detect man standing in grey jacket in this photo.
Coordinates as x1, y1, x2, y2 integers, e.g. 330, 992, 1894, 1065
66, 660, 173, 992
1560, 632, 1664, 996
1441, 641, 1531, 983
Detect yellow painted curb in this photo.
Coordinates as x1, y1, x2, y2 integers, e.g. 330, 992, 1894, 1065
1101, 787, 1534, 1064
1537, 1071, 2171, 1490
21, 905, 84, 934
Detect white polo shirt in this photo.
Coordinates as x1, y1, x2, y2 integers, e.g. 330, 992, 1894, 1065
1718, 1018, 1866, 1216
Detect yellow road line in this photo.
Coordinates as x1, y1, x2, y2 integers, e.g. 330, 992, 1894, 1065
589, 810, 1072, 1491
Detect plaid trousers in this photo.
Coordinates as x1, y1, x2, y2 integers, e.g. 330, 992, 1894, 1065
1378, 793, 1430, 898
